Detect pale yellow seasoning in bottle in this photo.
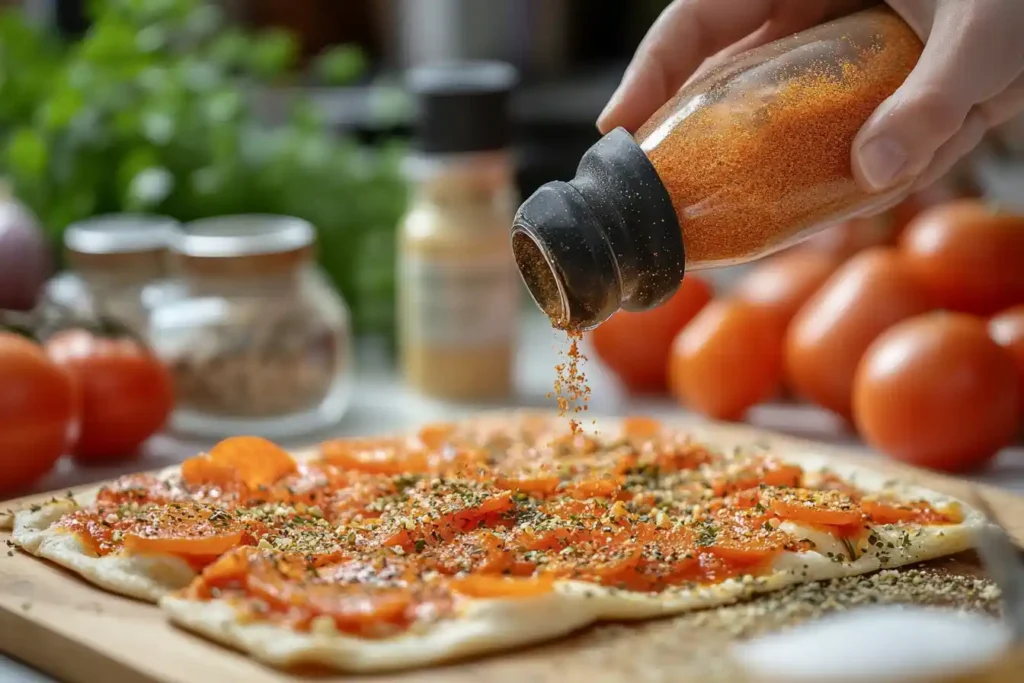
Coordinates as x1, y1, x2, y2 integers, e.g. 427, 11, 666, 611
398, 61, 520, 401
398, 152, 520, 400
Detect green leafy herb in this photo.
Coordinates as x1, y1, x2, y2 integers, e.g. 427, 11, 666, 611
0, 0, 407, 337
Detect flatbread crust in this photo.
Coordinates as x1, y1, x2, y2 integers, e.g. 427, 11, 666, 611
159, 440, 984, 672
9, 413, 989, 672
10, 465, 196, 602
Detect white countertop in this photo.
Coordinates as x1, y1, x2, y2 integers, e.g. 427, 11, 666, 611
3, 310, 1023, 682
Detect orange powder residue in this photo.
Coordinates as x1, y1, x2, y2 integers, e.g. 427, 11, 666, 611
550, 330, 591, 434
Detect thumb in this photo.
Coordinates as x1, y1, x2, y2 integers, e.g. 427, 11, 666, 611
852, 1, 1024, 192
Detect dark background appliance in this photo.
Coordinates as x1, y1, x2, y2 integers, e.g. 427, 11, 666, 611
33, 0, 671, 199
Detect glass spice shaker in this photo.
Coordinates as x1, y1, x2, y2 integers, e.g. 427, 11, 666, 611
149, 215, 353, 439
397, 61, 522, 401
511, 7, 924, 330
43, 214, 178, 336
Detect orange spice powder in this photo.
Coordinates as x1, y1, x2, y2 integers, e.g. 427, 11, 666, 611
635, 9, 922, 268
549, 330, 590, 434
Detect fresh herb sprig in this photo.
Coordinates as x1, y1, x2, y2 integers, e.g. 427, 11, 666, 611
0, 0, 408, 337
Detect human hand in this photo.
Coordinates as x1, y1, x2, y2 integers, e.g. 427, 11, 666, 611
598, 0, 1024, 194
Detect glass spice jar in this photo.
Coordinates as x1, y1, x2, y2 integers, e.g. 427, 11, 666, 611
511, 7, 924, 331
149, 215, 353, 439
43, 214, 178, 336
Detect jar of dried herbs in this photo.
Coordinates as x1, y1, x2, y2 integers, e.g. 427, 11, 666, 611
149, 215, 353, 438
43, 214, 179, 337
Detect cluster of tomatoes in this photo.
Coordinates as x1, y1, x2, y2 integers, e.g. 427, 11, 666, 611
0, 329, 175, 494
591, 198, 1024, 474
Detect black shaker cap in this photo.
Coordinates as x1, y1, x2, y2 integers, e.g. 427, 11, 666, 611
406, 61, 517, 155
511, 127, 685, 330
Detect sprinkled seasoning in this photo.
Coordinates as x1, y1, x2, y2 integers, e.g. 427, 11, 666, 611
549, 330, 591, 434
513, 233, 594, 435
575, 568, 1001, 683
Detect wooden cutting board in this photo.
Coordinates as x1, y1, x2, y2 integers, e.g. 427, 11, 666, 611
1, 418, 1021, 683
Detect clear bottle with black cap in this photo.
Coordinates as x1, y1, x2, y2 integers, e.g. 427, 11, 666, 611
510, 8, 923, 332
397, 61, 521, 400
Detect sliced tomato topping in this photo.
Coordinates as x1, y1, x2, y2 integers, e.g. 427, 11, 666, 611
422, 530, 513, 575
199, 546, 257, 585
514, 526, 592, 552
449, 574, 554, 598
442, 490, 514, 537
243, 554, 422, 635
543, 540, 644, 589
494, 473, 561, 497
761, 462, 804, 488
862, 498, 958, 525
564, 478, 621, 500
182, 436, 297, 490
180, 456, 237, 488
622, 416, 660, 438
123, 529, 244, 557
701, 509, 788, 567
119, 502, 252, 558
770, 498, 861, 527
320, 440, 429, 475
416, 422, 456, 450
651, 444, 713, 473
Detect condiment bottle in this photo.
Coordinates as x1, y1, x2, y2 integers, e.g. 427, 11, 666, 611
398, 61, 521, 400
511, 7, 923, 330
44, 214, 178, 335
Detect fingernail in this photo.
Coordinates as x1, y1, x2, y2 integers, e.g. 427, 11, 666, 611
597, 89, 622, 133
857, 136, 909, 191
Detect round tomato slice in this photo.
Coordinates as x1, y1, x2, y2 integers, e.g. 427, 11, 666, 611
120, 502, 249, 557
425, 530, 513, 575
123, 529, 244, 556
449, 574, 554, 598
320, 438, 428, 475
862, 499, 956, 525
769, 491, 863, 527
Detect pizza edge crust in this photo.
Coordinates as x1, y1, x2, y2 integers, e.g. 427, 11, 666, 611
159, 518, 980, 672
11, 466, 195, 603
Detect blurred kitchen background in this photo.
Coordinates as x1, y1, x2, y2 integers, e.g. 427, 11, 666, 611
1, 0, 1023, 493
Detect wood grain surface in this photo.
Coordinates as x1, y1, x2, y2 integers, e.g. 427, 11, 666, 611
0, 418, 1020, 683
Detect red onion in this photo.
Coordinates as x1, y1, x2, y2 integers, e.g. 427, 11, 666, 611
0, 184, 53, 311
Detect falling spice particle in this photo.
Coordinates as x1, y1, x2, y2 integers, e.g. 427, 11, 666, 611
549, 330, 591, 434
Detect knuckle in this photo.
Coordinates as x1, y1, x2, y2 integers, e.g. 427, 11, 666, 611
905, 87, 969, 140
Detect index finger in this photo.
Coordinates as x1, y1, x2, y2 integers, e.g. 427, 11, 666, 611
598, 0, 867, 134
598, 0, 775, 134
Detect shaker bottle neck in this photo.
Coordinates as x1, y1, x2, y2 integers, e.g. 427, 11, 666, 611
510, 127, 685, 330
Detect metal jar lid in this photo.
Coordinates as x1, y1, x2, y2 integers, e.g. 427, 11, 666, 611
64, 214, 178, 254
171, 215, 316, 258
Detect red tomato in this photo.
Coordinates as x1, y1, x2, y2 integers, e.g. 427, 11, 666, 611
590, 275, 713, 394
989, 305, 1024, 418
798, 214, 899, 261
669, 299, 784, 421
46, 330, 174, 463
890, 171, 979, 237
899, 200, 1024, 316
0, 332, 77, 493
785, 248, 932, 420
853, 313, 1019, 473
733, 249, 841, 328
